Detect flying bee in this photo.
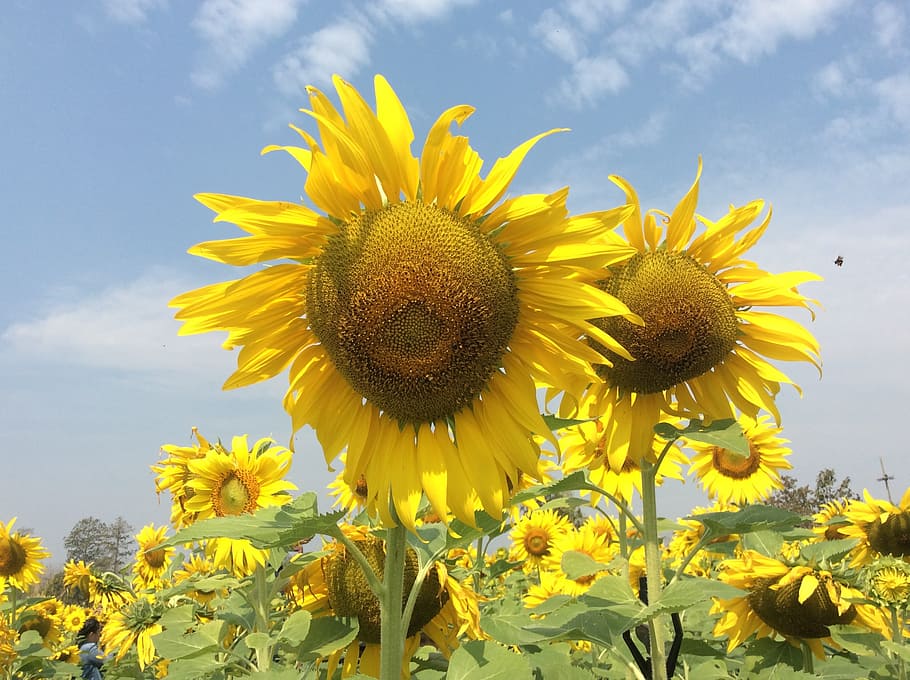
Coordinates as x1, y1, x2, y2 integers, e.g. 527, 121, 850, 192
834, 255, 844, 267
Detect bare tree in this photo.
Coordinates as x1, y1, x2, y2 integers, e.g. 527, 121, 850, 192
63, 516, 136, 573
766, 468, 860, 517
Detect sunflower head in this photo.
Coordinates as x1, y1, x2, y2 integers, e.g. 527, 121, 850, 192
323, 532, 447, 644
747, 571, 855, 638
0, 519, 49, 592
593, 250, 739, 395
867, 512, 910, 558
866, 556, 910, 606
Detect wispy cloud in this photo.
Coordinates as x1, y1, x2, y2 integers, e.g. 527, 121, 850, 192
872, 1, 907, 53
2, 270, 236, 382
101, 0, 167, 24
191, 0, 306, 90
272, 0, 475, 97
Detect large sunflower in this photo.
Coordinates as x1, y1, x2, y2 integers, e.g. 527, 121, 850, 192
712, 550, 889, 658
170, 74, 639, 528
684, 411, 792, 505
0, 517, 49, 592
564, 160, 821, 465
288, 525, 482, 678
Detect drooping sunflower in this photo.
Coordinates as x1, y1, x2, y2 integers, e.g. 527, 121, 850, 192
288, 524, 482, 678
811, 499, 851, 542
684, 411, 792, 505
132, 525, 174, 590
0, 518, 49, 592
508, 508, 572, 571
101, 596, 164, 670
564, 160, 821, 465
170, 74, 640, 528
842, 488, 910, 567
712, 550, 889, 658
559, 417, 688, 504
152, 428, 218, 528
62, 559, 94, 599
18, 598, 63, 646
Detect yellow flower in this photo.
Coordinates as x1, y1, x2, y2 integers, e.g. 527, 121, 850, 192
170, 74, 639, 528
843, 488, 910, 567
171, 553, 220, 606
151, 427, 216, 528
565, 160, 820, 466
290, 525, 482, 678
132, 525, 174, 590
63, 560, 95, 598
712, 550, 889, 658
102, 596, 163, 670
866, 557, 910, 606
327, 452, 370, 515
811, 499, 851, 542
0, 517, 49, 592
559, 417, 688, 504
508, 508, 572, 570
541, 524, 616, 596
684, 411, 792, 505
62, 605, 90, 633
18, 598, 63, 646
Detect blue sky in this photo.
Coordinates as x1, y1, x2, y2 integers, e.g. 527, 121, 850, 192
2, 0, 908, 565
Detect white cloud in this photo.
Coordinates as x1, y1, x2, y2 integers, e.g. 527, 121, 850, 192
102, 0, 166, 24
533, 9, 585, 63
555, 54, 629, 107
273, 20, 373, 95
875, 73, 910, 127
271, 0, 474, 97
565, 0, 629, 29
191, 0, 305, 90
2, 271, 236, 381
873, 2, 906, 53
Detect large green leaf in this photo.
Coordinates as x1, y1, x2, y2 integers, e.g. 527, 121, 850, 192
693, 504, 803, 537
295, 616, 359, 661
741, 529, 784, 556
152, 619, 226, 661
446, 640, 532, 680
798, 538, 858, 565
277, 609, 312, 646
655, 418, 749, 457
510, 471, 602, 505
157, 655, 225, 680
561, 550, 610, 580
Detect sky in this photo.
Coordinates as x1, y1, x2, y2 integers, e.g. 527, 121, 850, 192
2, 0, 909, 567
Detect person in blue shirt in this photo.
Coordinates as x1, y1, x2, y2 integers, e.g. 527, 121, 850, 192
77, 617, 108, 680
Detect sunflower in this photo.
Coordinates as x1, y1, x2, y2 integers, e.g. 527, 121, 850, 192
18, 599, 63, 646
152, 428, 220, 528
328, 452, 371, 515
170, 74, 640, 528
865, 556, 910, 607
684, 411, 792, 505
132, 525, 174, 590
811, 499, 851, 542
559, 417, 688, 504
170, 553, 219, 606
62, 559, 94, 599
541, 524, 616, 596
289, 524, 482, 678
712, 550, 889, 658
564, 160, 821, 466
0, 616, 15, 669
102, 596, 163, 670
509, 508, 572, 571
62, 604, 89, 633
842, 488, 910, 567
666, 502, 739, 577
0, 518, 49, 592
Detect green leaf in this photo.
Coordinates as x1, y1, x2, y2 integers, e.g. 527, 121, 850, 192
829, 624, 887, 657
245, 631, 271, 658
741, 529, 784, 557
657, 418, 749, 457
13, 630, 46, 656
646, 577, 741, 618
799, 538, 858, 565
524, 645, 599, 679
277, 609, 311, 645
446, 640, 531, 680
542, 414, 591, 431
296, 616, 359, 660
152, 619, 226, 661
561, 550, 609, 580
510, 471, 602, 505
158, 655, 225, 680
250, 669, 307, 680
693, 504, 803, 537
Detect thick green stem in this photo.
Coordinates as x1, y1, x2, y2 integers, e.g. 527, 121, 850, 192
801, 640, 815, 674
379, 523, 408, 680
892, 607, 906, 680
252, 566, 271, 671
640, 460, 668, 680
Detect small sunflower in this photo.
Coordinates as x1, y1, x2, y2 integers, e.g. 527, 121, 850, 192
18, 599, 63, 646
102, 596, 164, 670
290, 525, 482, 678
62, 559, 94, 599
0, 517, 49, 592
843, 488, 910, 567
666, 502, 739, 577
559, 417, 688, 504
327, 452, 371, 515
132, 525, 174, 590
541, 524, 616, 596
565, 160, 821, 465
712, 550, 889, 658
170, 553, 219, 606
171, 74, 640, 528
62, 604, 89, 633
509, 508, 572, 570
684, 411, 792, 505
811, 499, 851, 542
865, 556, 910, 607
152, 428, 218, 528
0, 616, 15, 668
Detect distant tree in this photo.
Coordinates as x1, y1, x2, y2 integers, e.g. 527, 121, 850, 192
108, 516, 137, 572
63, 516, 136, 574
766, 468, 860, 517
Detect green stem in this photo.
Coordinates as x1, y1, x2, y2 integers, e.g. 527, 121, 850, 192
801, 640, 815, 674
379, 523, 408, 680
618, 510, 629, 560
892, 607, 906, 680
640, 460, 668, 680
253, 566, 272, 671
593, 487, 646, 536
668, 534, 713, 586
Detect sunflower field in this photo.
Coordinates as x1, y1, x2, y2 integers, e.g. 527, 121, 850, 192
3, 76, 907, 680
